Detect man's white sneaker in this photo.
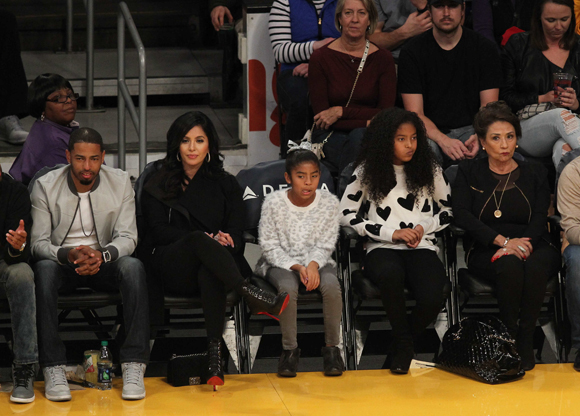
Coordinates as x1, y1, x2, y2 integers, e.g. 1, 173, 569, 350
0, 115, 28, 144
43, 365, 71, 402
122, 362, 146, 400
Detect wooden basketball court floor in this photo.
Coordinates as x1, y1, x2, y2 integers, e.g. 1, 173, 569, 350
1, 364, 579, 415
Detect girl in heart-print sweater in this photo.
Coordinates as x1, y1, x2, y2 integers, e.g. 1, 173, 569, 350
338, 107, 452, 375
340, 165, 452, 254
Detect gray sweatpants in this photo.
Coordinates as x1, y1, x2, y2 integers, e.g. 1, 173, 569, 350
266, 265, 342, 350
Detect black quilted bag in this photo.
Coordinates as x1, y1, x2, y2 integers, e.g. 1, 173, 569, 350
436, 316, 525, 384
167, 352, 208, 387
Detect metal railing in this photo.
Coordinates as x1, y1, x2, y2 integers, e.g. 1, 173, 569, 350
117, 2, 147, 173
66, 0, 96, 111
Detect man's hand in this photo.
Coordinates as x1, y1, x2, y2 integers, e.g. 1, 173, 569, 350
68, 246, 103, 275
292, 63, 309, 78
439, 136, 469, 160
6, 219, 27, 251
211, 6, 234, 31
314, 106, 343, 129
400, 11, 432, 38
463, 134, 480, 159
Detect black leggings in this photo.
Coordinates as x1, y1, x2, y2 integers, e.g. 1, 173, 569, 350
156, 231, 244, 339
468, 239, 560, 338
364, 248, 448, 343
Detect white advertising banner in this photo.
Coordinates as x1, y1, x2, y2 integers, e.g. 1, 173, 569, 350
246, 11, 280, 165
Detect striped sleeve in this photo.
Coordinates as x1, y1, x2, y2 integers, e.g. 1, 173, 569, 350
268, 0, 323, 64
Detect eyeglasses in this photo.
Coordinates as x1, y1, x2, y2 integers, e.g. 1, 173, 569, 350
46, 93, 80, 104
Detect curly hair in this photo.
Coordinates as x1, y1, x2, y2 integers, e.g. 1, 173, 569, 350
159, 111, 226, 199
355, 108, 439, 205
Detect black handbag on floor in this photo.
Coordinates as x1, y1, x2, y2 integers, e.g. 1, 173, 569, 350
436, 316, 525, 384
167, 352, 208, 387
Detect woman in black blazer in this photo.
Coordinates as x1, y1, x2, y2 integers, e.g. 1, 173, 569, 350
141, 111, 288, 388
452, 102, 560, 371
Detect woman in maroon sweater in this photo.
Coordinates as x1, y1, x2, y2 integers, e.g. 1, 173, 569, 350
309, 0, 396, 174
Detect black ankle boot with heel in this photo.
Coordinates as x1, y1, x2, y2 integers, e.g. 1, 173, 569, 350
207, 338, 224, 388
239, 281, 289, 317
390, 337, 414, 375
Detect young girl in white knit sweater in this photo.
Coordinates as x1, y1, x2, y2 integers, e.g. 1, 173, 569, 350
256, 149, 342, 378
339, 108, 452, 375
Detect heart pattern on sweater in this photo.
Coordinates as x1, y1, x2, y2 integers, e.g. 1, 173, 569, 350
421, 199, 431, 213
397, 193, 415, 211
399, 222, 414, 229
365, 223, 382, 236
376, 206, 391, 222
348, 190, 363, 202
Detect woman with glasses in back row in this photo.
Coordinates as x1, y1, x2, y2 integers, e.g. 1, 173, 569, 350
9, 73, 79, 185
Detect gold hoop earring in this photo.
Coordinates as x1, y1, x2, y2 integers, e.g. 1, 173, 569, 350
176, 153, 181, 162
206, 153, 211, 163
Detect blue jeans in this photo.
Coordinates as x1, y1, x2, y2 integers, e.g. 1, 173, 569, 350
564, 244, 580, 349
0, 260, 38, 365
34, 256, 150, 367
519, 108, 580, 167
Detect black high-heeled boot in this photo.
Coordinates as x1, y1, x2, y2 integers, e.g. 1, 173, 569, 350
516, 330, 536, 371
207, 338, 224, 387
390, 337, 414, 375
239, 281, 289, 317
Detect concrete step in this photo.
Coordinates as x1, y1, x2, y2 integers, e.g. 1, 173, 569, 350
5, 0, 214, 51
22, 48, 223, 98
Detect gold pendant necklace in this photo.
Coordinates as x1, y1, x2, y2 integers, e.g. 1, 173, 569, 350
492, 169, 512, 219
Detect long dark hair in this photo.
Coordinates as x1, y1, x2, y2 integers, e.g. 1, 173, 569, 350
530, 0, 577, 51
355, 108, 439, 205
159, 111, 225, 198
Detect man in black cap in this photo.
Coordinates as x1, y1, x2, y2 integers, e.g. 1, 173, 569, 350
398, 0, 502, 166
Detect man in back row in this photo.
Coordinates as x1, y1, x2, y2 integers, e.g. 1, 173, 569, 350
398, 0, 502, 166
30, 128, 150, 401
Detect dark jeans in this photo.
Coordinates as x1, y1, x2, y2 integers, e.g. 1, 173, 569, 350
0, 10, 27, 118
277, 69, 310, 158
468, 239, 561, 338
0, 260, 38, 365
154, 231, 244, 339
34, 257, 150, 367
364, 248, 448, 344
312, 127, 366, 175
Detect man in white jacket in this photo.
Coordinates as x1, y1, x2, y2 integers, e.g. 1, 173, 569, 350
30, 128, 149, 402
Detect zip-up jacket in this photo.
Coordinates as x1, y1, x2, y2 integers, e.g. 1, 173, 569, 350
30, 165, 138, 264
452, 158, 551, 259
269, 0, 340, 72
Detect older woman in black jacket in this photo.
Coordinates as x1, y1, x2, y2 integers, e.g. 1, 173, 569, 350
452, 102, 560, 371
141, 111, 288, 388
500, 0, 580, 167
